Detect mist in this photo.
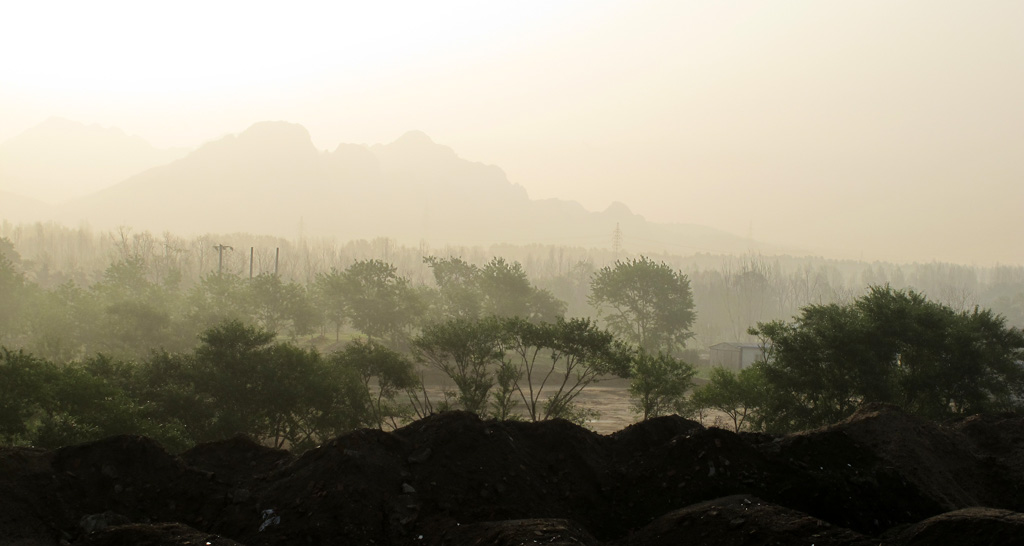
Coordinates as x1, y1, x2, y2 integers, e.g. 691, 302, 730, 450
2, 1, 1022, 265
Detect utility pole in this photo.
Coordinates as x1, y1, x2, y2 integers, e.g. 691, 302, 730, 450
612, 223, 623, 255
250, 247, 254, 278
275, 248, 280, 276
213, 244, 233, 274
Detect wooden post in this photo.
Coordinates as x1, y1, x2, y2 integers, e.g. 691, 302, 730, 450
213, 244, 233, 274
250, 247, 254, 278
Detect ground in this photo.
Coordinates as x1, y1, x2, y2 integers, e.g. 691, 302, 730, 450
1, 405, 1022, 546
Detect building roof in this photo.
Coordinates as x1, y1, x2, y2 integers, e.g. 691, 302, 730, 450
710, 342, 766, 350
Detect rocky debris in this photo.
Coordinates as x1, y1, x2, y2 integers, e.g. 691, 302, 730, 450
0, 406, 1022, 545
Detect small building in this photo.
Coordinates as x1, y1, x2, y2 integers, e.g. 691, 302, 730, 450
709, 342, 768, 371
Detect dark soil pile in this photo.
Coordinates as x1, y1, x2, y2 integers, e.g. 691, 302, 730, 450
2, 405, 1022, 546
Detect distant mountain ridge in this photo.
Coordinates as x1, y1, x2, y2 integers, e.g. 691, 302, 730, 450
7, 120, 778, 254
0, 117, 189, 204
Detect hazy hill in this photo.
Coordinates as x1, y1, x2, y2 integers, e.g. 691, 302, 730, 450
0, 190, 51, 225
0, 117, 188, 204
55, 121, 771, 254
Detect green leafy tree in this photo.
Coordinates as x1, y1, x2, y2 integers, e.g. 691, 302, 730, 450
589, 256, 696, 355
342, 259, 423, 346
185, 273, 251, 334
490, 360, 522, 420
313, 268, 349, 340
502, 317, 632, 423
328, 340, 419, 430
0, 239, 28, 345
481, 257, 567, 322
31, 355, 180, 449
248, 273, 318, 337
423, 256, 484, 321
26, 281, 102, 363
413, 317, 505, 414
629, 351, 696, 420
189, 320, 279, 441
687, 366, 766, 432
0, 348, 56, 444
87, 257, 183, 357
480, 257, 534, 319
751, 285, 1024, 432
423, 256, 567, 323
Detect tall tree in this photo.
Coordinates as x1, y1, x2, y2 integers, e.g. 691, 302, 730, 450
589, 256, 696, 354
423, 256, 483, 321
341, 259, 423, 347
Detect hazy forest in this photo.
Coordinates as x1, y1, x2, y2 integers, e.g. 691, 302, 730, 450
3, 221, 1022, 351
2, 220, 1023, 452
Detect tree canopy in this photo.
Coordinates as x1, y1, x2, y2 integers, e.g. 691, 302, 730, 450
589, 256, 696, 355
750, 285, 1024, 432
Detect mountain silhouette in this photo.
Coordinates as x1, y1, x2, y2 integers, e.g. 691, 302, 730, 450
45, 121, 771, 253
0, 117, 188, 204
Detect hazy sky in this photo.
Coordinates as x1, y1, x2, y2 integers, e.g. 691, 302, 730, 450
2, 0, 1022, 264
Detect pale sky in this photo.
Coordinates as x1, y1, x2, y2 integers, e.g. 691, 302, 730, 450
2, 0, 1022, 264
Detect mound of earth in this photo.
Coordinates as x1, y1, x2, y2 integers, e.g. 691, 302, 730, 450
892, 507, 1024, 546
1, 406, 1022, 545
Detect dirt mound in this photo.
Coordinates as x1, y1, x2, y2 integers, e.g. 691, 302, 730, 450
181, 435, 292, 485
618, 494, 874, 546
77, 522, 244, 546
834, 404, 1015, 510
0, 446, 64, 546
952, 412, 1024, 485
2, 406, 1023, 546
429, 518, 599, 546
893, 507, 1024, 546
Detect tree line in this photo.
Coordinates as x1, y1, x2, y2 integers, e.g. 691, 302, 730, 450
691, 285, 1024, 433
2, 246, 702, 450
4, 222, 1023, 345
2, 230, 1023, 451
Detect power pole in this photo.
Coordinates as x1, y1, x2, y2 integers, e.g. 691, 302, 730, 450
612, 223, 623, 255
213, 244, 233, 274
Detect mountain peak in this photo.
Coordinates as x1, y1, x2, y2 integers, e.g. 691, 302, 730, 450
604, 201, 635, 217
237, 121, 314, 146
392, 130, 435, 146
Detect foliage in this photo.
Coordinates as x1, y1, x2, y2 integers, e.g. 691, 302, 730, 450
750, 285, 1024, 432
248, 273, 318, 337
340, 259, 423, 347
423, 256, 483, 321
490, 360, 522, 420
687, 366, 766, 432
502, 316, 632, 423
0, 348, 56, 444
628, 351, 696, 420
0, 239, 28, 345
424, 256, 567, 323
413, 317, 505, 414
328, 340, 419, 430
589, 256, 696, 355
25, 281, 100, 362
313, 268, 348, 339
